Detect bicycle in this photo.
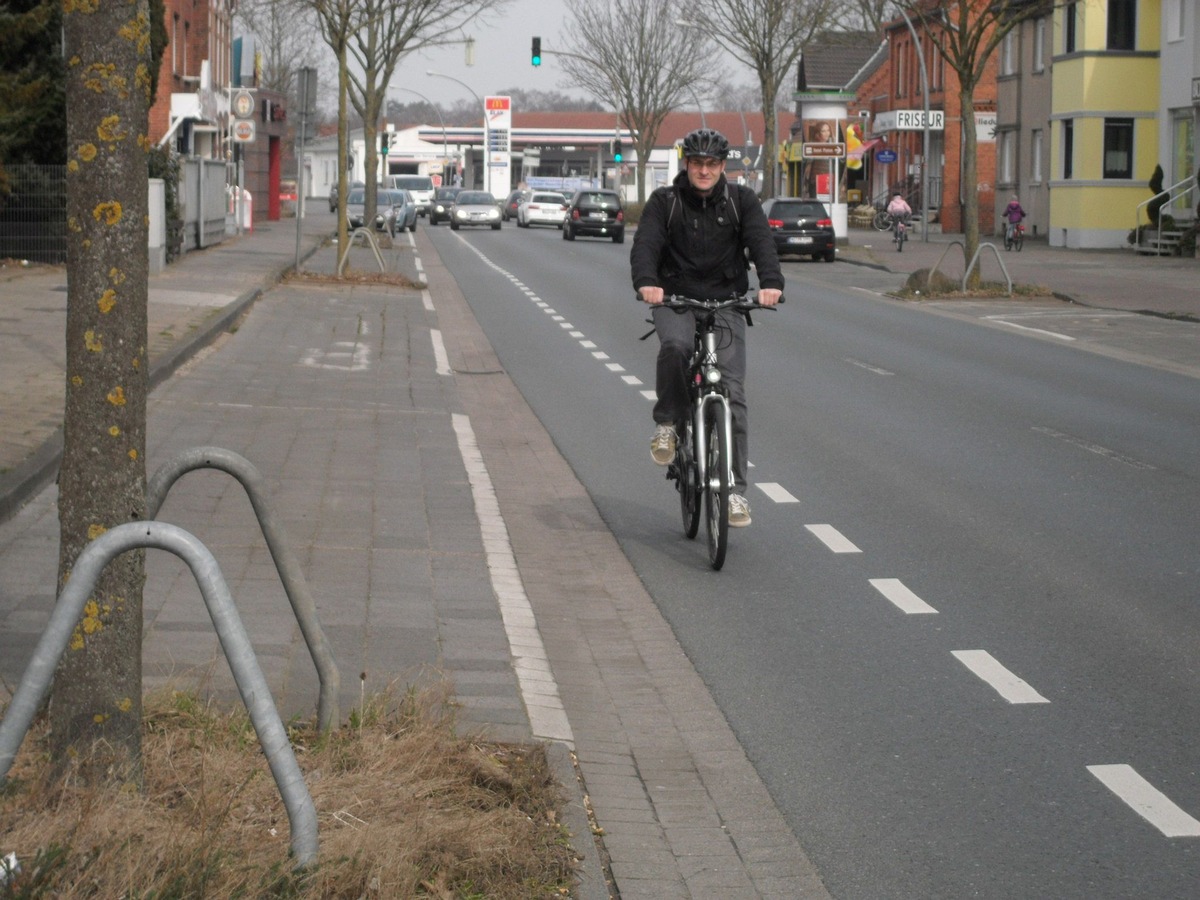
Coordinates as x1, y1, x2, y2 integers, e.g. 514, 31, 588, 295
644, 294, 775, 570
893, 216, 908, 252
1004, 222, 1025, 252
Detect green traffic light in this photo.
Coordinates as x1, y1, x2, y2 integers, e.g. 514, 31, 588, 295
532, 37, 541, 67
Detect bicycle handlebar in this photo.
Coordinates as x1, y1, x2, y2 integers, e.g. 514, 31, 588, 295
640, 293, 782, 311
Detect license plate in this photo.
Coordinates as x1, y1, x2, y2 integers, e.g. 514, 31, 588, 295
788, 236, 813, 245
588, 211, 606, 219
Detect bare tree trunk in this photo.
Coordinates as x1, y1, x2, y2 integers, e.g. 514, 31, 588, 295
959, 83, 980, 288
53, 0, 151, 780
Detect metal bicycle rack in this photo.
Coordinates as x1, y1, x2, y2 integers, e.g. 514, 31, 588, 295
928, 240, 1013, 296
336, 226, 387, 275
146, 446, 340, 732
0, 521, 319, 868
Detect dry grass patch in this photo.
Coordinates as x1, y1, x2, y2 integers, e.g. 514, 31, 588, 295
0, 685, 579, 898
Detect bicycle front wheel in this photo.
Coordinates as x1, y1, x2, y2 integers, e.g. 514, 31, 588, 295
677, 421, 701, 539
704, 408, 730, 570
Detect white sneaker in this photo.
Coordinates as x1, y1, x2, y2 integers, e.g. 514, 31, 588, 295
729, 493, 751, 527
651, 425, 676, 465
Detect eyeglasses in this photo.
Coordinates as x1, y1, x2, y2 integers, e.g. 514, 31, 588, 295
687, 158, 724, 171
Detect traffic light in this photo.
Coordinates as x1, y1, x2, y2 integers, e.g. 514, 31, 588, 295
613, 139, 623, 163
380, 130, 390, 154
531, 37, 541, 67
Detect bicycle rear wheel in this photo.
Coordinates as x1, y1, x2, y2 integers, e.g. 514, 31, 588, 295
873, 210, 891, 232
704, 408, 730, 570
677, 421, 700, 539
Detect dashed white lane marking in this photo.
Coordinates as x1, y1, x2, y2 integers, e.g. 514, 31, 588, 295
757, 482, 799, 503
640, 390, 657, 401
622, 375, 643, 385
450, 412, 574, 746
870, 578, 937, 614
1032, 426, 1156, 471
846, 358, 895, 376
581, 340, 598, 348
806, 524, 862, 554
951, 650, 1048, 703
1087, 765, 1200, 837
430, 328, 452, 376
421, 288, 435, 312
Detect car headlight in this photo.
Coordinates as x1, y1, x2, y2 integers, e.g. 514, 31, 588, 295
488, 209, 499, 220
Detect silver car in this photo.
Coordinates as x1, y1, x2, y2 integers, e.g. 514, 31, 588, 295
449, 191, 502, 230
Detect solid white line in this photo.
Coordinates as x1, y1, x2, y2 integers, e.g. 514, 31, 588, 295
429, 328, 452, 376
988, 318, 1076, 341
756, 482, 799, 503
806, 524, 862, 554
870, 578, 937, 614
451, 413, 574, 746
1087, 765, 1200, 837
951, 650, 1047, 703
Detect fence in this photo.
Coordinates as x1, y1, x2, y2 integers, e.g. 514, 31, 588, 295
0, 165, 68, 264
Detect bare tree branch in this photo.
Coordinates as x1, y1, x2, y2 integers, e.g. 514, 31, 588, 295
561, 0, 711, 203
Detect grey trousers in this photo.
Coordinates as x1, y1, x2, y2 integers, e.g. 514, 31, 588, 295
651, 306, 749, 493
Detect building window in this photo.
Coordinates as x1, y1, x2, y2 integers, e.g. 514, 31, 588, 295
1108, 0, 1136, 50
1001, 30, 1017, 75
1103, 118, 1134, 179
1000, 131, 1016, 183
1033, 18, 1046, 72
896, 39, 905, 98
1064, 2, 1077, 53
1167, 0, 1185, 41
1062, 119, 1074, 179
172, 15, 179, 73
1031, 129, 1043, 183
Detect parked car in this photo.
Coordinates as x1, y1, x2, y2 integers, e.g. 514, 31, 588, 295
429, 187, 463, 225
449, 191, 502, 230
517, 191, 568, 228
501, 189, 529, 221
329, 180, 364, 212
563, 190, 624, 243
377, 189, 417, 234
345, 187, 370, 228
761, 197, 836, 262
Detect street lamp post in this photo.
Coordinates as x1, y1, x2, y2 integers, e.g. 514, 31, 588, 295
427, 70, 487, 194
683, 83, 707, 128
395, 87, 454, 186
897, 7, 931, 242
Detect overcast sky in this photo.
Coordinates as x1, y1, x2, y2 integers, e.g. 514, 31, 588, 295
395, 0, 588, 109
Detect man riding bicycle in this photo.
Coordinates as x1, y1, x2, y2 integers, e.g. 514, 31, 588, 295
630, 127, 783, 528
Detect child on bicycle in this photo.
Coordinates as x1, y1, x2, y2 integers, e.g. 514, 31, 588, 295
886, 192, 912, 224
1004, 195, 1026, 243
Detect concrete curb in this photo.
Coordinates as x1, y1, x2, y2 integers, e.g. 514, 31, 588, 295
546, 741, 612, 900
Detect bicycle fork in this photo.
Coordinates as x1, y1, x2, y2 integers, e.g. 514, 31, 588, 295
693, 393, 733, 491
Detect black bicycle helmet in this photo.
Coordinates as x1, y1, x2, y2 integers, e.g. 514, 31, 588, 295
681, 128, 730, 160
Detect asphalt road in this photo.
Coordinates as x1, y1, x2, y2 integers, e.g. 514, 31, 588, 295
425, 221, 1200, 899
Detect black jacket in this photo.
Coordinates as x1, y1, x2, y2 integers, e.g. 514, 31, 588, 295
630, 170, 783, 300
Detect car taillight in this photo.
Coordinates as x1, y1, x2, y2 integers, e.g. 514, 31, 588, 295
767, 218, 783, 229
817, 218, 832, 227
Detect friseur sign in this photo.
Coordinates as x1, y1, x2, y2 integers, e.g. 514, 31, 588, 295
873, 109, 945, 132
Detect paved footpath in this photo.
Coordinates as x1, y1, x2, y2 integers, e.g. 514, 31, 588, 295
1, 213, 1196, 898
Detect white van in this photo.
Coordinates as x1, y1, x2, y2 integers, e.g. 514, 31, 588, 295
387, 174, 435, 217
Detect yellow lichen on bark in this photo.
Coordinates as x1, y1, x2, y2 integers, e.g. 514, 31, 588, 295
107, 386, 127, 406
84, 330, 103, 352
63, 0, 100, 14
109, 267, 125, 284
119, 14, 151, 54
98, 289, 117, 314
78, 143, 98, 162
109, 425, 121, 436
93, 201, 122, 225
67, 216, 82, 232
87, 525, 106, 540
97, 115, 126, 143
68, 160, 79, 172
71, 375, 84, 387
128, 448, 138, 460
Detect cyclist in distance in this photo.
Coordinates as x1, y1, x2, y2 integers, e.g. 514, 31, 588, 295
886, 191, 912, 223
630, 127, 783, 528
1004, 194, 1026, 243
